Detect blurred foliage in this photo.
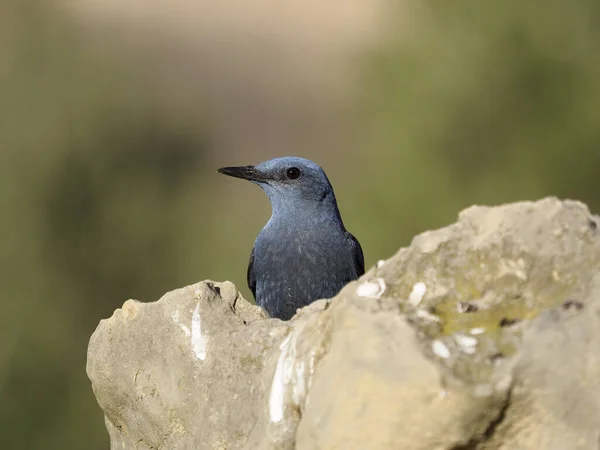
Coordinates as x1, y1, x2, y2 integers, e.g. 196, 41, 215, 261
1, 0, 600, 448
0, 1, 207, 449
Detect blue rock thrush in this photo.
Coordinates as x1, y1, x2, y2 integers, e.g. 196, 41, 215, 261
218, 156, 365, 321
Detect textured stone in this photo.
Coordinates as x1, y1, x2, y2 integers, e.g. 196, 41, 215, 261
87, 281, 287, 449
87, 197, 600, 449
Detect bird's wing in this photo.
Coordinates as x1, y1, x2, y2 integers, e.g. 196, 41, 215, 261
247, 243, 257, 299
346, 231, 365, 277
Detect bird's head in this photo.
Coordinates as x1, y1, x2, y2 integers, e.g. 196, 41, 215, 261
218, 157, 339, 215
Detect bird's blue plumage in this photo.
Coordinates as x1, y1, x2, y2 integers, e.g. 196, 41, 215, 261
218, 156, 364, 320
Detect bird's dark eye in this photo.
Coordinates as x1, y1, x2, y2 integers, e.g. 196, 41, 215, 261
286, 167, 302, 180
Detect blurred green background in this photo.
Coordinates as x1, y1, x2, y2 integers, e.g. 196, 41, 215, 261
1, 0, 599, 448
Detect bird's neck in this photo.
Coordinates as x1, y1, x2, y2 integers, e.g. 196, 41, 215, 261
268, 198, 344, 231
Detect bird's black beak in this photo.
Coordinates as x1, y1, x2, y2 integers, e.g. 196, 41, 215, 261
217, 165, 269, 183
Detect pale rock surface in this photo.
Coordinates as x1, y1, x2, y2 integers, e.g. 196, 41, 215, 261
87, 197, 600, 449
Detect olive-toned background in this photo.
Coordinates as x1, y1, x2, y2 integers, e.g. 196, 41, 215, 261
1, 0, 599, 448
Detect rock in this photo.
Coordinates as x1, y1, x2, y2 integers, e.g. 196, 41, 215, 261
87, 197, 600, 449
483, 276, 600, 450
87, 281, 288, 449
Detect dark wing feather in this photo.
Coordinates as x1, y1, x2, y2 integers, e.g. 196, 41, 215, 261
346, 231, 365, 277
247, 243, 257, 299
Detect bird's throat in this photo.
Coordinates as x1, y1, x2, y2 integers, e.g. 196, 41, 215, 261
266, 209, 345, 236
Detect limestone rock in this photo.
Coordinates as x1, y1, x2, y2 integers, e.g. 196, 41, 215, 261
87, 281, 287, 449
87, 197, 600, 449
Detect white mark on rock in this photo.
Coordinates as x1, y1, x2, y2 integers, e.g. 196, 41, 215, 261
356, 278, 386, 299
268, 323, 316, 424
432, 340, 450, 359
469, 327, 485, 335
376, 259, 386, 268
191, 304, 206, 361
307, 350, 317, 389
415, 309, 441, 322
172, 310, 191, 336
292, 361, 306, 407
454, 333, 478, 354
498, 258, 528, 281
269, 334, 292, 423
408, 281, 427, 306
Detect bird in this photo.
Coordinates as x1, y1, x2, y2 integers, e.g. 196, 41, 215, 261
217, 156, 365, 321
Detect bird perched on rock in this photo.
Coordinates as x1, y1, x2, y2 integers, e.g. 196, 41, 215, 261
218, 157, 364, 320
